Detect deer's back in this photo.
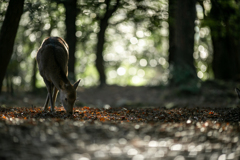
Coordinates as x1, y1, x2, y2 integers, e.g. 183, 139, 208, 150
37, 37, 69, 86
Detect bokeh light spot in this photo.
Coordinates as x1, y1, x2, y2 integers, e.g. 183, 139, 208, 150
117, 67, 126, 76
140, 59, 147, 67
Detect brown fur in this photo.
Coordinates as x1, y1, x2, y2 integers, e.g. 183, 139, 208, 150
36, 37, 80, 113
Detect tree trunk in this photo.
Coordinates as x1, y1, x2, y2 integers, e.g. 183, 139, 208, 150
168, 0, 198, 92
96, 19, 108, 86
63, 0, 77, 83
31, 59, 37, 91
211, 35, 240, 80
0, 0, 25, 94
168, 0, 176, 67
210, 1, 240, 81
5, 74, 13, 95
95, 0, 120, 86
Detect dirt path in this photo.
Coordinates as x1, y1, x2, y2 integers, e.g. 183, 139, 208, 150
0, 105, 240, 160
0, 118, 239, 160
0, 82, 240, 160
77, 83, 238, 108
0, 82, 239, 109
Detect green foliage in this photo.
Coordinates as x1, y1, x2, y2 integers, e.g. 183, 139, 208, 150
201, 0, 240, 39
2, 0, 66, 90
2, 0, 240, 91
0, 0, 8, 21
197, 0, 240, 81
73, 0, 168, 86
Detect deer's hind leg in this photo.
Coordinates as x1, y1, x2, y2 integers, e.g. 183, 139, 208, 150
43, 95, 49, 111
43, 79, 54, 112
52, 86, 59, 111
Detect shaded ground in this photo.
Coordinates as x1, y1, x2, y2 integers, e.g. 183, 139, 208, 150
0, 80, 239, 108
0, 81, 240, 160
0, 106, 240, 160
77, 82, 238, 108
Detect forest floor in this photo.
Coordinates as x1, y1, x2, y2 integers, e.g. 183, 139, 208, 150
1, 80, 239, 109
0, 80, 240, 160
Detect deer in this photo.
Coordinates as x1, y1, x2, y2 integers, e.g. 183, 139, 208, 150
36, 37, 80, 114
236, 88, 240, 99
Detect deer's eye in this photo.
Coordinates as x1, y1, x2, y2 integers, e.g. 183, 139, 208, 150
65, 98, 68, 101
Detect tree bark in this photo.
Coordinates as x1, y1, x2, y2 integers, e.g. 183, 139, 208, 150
211, 35, 240, 80
31, 59, 37, 91
0, 0, 25, 94
96, 19, 108, 86
168, 0, 176, 67
95, 0, 120, 86
210, 0, 240, 80
168, 0, 198, 91
63, 0, 77, 83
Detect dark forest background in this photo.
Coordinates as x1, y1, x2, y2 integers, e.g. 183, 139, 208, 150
0, 0, 240, 95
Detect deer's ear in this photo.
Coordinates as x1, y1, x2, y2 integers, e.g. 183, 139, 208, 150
235, 88, 240, 99
73, 79, 81, 90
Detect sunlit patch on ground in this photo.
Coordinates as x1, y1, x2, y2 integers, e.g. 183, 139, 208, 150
1, 106, 240, 123
0, 106, 240, 159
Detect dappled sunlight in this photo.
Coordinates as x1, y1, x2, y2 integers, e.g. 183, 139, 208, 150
200, 64, 207, 72
199, 27, 210, 38
117, 67, 126, 76
14, 0, 170, 87
137, 69, 145, 77
0, 0, 225, 89
75, 31, 82, 37
117, 23, 134, 33
139, 59, 147, 67
130, 37, 138, 44
29, 34, 36, 42
196, 4, 204, 20
136, 30, 144, 38
196, 61, 208, 80
198, 45, 208, 59
0, 106, 240, 159
43, 23, 51, 30
158, 57, 166, 65
12, 76, 22, 86
149, 59, 158, 67
128, 55, 137, 64
137, 39, 146, 47
131, 75, 144, 85
160, 27, 169, 36
1, 0, 234, 88
197, 71, 204, 79
194, 18, 212, 80
128, 67, 137, 75
1, 0, 240, 159
104, 53, 119, 61
114, 45, 124, 54
108, 70, 117, 78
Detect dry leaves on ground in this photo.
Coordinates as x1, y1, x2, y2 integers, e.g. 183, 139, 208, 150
1, 106, 240, 124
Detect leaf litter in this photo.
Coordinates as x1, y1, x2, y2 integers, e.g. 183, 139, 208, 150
0, 105, 240, 160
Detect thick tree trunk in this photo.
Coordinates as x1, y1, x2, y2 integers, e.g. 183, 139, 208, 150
210, 1, 240, 80
0, 0, 25, 94
168, 0, 176, 66
212, 36, 240, 80
168, 0, 198, 91
63, 0, 77, 83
